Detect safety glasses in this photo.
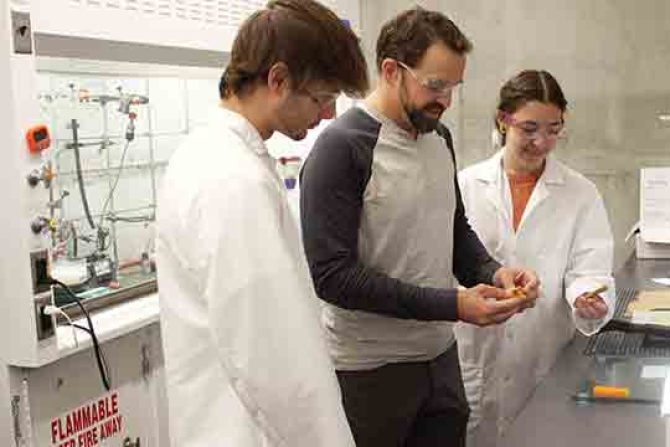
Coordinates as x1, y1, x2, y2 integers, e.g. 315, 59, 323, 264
500, 113, 565, 142
397, 61, 461, 97
300, 89, 339, 109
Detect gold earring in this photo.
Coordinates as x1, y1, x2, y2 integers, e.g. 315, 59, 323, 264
500, 126, 506, 134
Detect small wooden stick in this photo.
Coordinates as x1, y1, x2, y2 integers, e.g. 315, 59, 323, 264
585, 285, 608, 301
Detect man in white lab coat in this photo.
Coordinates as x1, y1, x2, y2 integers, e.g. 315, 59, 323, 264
455, 70, 615, 446
156, 1, 369, 446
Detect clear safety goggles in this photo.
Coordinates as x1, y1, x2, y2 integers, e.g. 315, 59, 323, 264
397, 61, 462, 97
300, 89, 339, 109
500, 113, 565, 142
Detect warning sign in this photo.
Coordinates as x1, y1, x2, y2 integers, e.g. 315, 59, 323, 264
50, 391, 124, 447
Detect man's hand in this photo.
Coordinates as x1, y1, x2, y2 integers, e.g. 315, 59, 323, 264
457, 284, 526, 326
493, 266, 540, 308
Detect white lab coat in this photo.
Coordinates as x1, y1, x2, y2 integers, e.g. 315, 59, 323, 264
453, 149, 615, 446
157, 107, 355, 447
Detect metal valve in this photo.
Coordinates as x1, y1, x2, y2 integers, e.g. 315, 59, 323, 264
26, 165, 54, 188
30, 217, 49, 235
47, 190, 70, 210
26, 169, 41, 187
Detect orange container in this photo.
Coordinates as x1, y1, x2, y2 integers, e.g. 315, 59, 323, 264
592, 385, 630, 399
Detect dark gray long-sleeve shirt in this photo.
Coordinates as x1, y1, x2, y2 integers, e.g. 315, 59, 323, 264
300, 105, 500, 369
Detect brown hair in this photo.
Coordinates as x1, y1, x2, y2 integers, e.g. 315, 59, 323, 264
376, 6, 472, 71
219, 0, 369, 99
495, 70, 568, 145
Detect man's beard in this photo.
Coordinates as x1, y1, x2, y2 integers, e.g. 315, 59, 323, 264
400, 78, 444, 134
404, 106, 442, 133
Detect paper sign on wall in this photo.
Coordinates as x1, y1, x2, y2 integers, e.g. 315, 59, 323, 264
50, 391, 124, 447
640, 167, 670, 243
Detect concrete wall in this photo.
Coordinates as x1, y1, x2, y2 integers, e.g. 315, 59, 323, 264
361, 0, 670, 269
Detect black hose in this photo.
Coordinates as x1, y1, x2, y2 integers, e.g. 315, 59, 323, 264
70, 222, 78, 258
51, 278, 111, 391
71, 119, 97, 230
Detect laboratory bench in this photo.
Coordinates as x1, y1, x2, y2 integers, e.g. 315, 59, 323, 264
500, 256, 670, 447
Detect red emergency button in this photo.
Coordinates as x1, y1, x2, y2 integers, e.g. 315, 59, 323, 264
26, 124, 51, 154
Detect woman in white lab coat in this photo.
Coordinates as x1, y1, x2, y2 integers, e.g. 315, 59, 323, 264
454, 70, 616, 447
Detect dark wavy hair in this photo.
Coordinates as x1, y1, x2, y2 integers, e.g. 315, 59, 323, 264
219, 0, 369, 99
376, 6, 472, 70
